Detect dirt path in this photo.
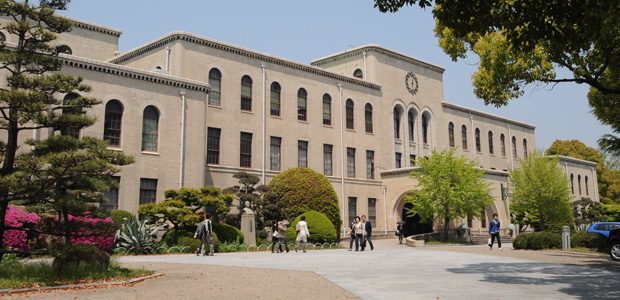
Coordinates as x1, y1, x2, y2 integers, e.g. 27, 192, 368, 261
5, 262, 359, 300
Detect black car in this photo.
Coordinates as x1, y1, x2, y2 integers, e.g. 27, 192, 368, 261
609, 228, 620, 261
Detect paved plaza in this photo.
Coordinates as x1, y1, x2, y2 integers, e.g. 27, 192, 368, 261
6, 239, 619, 300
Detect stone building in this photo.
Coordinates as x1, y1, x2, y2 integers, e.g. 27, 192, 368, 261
0, 16, 599, 236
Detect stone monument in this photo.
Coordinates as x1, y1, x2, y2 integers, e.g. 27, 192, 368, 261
240, 201, 257, 247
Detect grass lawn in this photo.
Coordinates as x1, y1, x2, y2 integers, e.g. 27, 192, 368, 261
0, 257, 153, 289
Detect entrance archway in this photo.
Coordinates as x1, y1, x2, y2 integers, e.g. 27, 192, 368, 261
401, 202, 433, 237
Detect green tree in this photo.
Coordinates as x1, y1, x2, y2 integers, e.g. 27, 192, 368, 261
139, 187, 232, 244
546, 140, 620, 204
374, 1, 620, 150
510, 151, 573, 232
405, 149, 493, 240
223, 172, 268, 229
0, 0, 117, 261
264, 168, 341, 238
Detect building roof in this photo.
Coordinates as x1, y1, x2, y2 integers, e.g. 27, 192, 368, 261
109, 31, 382, 91
59, 52, 210, 93
61, 15, 122, 37
556, 155, 598, 167
310, 44, 445, 74
442, 102, 536, 130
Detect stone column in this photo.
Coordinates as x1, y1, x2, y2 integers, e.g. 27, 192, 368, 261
240, 203, 257, 247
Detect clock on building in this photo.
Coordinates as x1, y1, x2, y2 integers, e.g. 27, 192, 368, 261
405, 72, 419, 96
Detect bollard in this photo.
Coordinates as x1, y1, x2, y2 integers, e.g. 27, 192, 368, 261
561, 226, 571, 251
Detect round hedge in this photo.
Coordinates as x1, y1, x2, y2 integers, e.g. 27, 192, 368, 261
109, 209, 134, 230
286, 211, 337, 244
267, 168, 341, 234
513, 232, 562, 250
214, 223, 244, 244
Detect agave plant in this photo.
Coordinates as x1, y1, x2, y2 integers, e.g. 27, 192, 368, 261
115, 218, 161, 255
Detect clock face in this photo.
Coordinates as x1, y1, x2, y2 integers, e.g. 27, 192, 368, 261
405, 72, 419, 96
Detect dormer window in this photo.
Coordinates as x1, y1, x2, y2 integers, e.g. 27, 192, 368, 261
353, 68, 363, 79
57, 45, 72, 55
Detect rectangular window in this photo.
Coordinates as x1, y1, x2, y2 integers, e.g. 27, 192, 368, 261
207, 127, 221, 164
241, 82, 252, 111
366, 150, 375, 180
368, 198, 377, 224
139, 178, 157, 205
348, 197, 357, 225
323, 144, 333, 176
410, 154, 416, 166
298, 140, 308, 168
323, 99, 331, 125
395, 152, 402, 169
347, 147, 356, 177
240, 132, 252, 168
297, 98, 307, 121
208, 80, 221, 106
101, 176, 120, 210
270, 136, 281, 171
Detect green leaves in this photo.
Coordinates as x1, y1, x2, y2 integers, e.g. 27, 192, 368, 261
405, 149, 493, 228
510, 151, 573, 231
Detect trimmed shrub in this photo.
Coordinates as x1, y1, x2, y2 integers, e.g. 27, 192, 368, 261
266, 168, 342, 236
513, 232, 561, 250
602, 204, 620, 222
214, 223, 244, 244
109, 210, 135, 229
571, 231, 607, 250
52, 244, 110, 271
165, 228, 221, 253
286, 211, 337, 244
3, 206, 40, 252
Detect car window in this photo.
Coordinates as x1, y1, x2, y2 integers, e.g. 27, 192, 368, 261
610, 224, 620, 230
596, 224, 607, 230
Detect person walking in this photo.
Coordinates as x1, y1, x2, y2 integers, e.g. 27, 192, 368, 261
396, 223, 404, 244
352, 216, 364, 251
270, 220, 281, 253
348, 218, 356, 251
194, 213, 215, 256
295, 216, 310, 253
488, 213, 502, 251
361, 215, 374, 251
276, 219, 290, 253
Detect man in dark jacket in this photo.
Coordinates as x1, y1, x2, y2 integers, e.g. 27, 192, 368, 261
361, 215, 374, 251
194, 213, 214, 256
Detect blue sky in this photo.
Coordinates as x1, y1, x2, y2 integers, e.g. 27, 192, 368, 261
62, 0, 610, 149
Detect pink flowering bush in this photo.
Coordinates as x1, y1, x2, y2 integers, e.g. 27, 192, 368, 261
3, 206, 40, 252
67, 214, 115, 252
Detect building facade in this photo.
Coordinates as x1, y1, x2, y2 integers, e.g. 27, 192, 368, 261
0, 17, 599, 236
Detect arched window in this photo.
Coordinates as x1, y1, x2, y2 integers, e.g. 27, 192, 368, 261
461, 125, 468, 150
585, 176, 589, 196
61, 93, 82, 138
408, 110, 415, 142
570, 174, 575, 194
0, 32, 6, 42
365, 103, 373, 133
512, 136, 518, 158
297, 88, 307, 121
346, 99, 354, 129
141, 106, 160, 151
500, 134, 506, 156
323, 93, 331, 126
523, 138, 528, 158
488, 131, 494, 154
353, 69, 363, 79
208, 68, 222, 106
393, 106, 402, 139
270, 82, 281, 116
578, 175, 582, 195
57, 45, 72, 55
475, 128, 481, 152
448, 122, 455, 147
422, 112, 430, 144
103, 100, 123, 147
240, 75, 252, 111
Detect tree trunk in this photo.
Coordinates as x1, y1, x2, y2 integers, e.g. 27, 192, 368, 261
62, 210, 72, 247
443, 217, 450, 242
0, 201, 9, 263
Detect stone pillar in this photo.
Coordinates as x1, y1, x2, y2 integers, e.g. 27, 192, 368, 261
241, 209, 257, 247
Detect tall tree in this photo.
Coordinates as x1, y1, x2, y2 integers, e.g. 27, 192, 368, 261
374, 1, 620, 147
405, 149, 492, 240
547, 140, 620, 204
223, 171, 268, 229
0, 0, 113, 261
510, 151, 573, 232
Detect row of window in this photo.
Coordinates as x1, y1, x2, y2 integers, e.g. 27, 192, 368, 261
102, 100, 160, 151
570, 174, 590, 196
208, 68, 376, 132
393, 106, 432, 144
348, 197, 377, 224
102, 177, 158, 210
447, 122, 528, 158
207, 128, 378, 179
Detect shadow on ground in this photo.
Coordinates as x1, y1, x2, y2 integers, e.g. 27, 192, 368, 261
447, 262, 619, 300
